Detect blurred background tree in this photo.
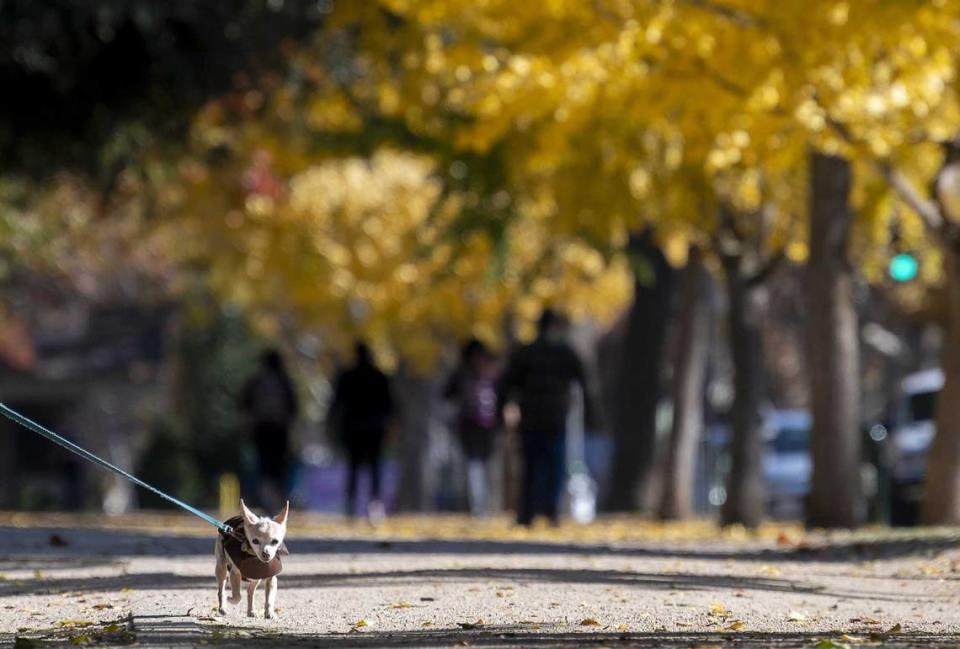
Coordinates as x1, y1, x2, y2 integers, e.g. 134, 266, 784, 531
4, 0, 960, 528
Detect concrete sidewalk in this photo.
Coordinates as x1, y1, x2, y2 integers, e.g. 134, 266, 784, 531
2, 514, 960, 647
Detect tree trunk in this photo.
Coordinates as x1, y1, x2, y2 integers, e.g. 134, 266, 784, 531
394, 369, 433, 512
922, 244, 960, 523
805, 152, 863, 529
660, 248, 711, 520
720, 260, 766, 528
604, 231, 675, 512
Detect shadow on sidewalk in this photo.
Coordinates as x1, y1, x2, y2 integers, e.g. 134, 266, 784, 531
3, 525, 959, 564
9, 616, 960, 648
0, 564, 926, 604
117, 618, 960, 648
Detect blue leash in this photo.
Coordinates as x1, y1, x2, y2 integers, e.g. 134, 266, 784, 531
0, 402, 234, 536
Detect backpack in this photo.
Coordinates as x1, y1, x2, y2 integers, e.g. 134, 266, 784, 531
463, 375, 497, 429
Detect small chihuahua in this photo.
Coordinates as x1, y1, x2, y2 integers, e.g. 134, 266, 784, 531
215, 499, 290, 618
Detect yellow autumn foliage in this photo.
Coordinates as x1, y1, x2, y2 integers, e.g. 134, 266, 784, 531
164, 147, 632, 369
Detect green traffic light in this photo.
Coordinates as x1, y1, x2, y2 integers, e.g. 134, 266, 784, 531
889, 253, 918, 282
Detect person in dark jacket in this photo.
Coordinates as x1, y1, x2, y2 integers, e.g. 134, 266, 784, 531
445, 339, 500, 515
329, 342, 394, 521
499, 310, 587, 526
240, 349, 299, 509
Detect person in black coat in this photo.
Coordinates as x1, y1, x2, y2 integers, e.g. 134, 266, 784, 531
498, 310, 588, 526
239, 349, 299, 508
329, 342, 394, 520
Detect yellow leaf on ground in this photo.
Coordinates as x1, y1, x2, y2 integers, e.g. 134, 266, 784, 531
708, 603, 728, 616
580, 618, 601, 626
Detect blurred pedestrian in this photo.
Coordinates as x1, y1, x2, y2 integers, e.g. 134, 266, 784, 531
499, 310, 589, 526
329, 342, 394, 522
240, 349, 299, 510
445, 339, 500, 515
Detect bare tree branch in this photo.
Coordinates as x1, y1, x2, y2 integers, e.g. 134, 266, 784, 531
876, 160, 945, 234
680, 0, 765, 28
822, 114, 945, 236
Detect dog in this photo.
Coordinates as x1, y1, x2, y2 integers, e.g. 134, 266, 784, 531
215, 499, 290, 618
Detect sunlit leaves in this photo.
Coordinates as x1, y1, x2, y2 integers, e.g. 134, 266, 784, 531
170, 146, 631, 368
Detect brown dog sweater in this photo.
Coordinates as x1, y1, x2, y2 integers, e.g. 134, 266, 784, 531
220, 515, 289, 581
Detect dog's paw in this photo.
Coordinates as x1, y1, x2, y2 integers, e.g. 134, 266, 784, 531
217, 608, 227, 616
247, 610, 257, 618
227, 594, 242, 605
264, 609, 275, 620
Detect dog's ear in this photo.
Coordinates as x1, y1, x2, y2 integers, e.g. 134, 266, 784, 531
240, 498, 259, 526
274, 501, 290, 526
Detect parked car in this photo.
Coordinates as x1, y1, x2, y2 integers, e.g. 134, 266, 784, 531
698, 407, 888, 521
888, 368, 941, 526
762, 409, 812, 519
697, 410, 813, 519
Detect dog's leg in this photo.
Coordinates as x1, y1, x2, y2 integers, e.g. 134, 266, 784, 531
264, 576, 278, 619
215, 542, 228, 615
246, 579, 260, 617
227, 566, 242, 605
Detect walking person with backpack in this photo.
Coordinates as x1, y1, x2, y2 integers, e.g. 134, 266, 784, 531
239, 349, 299, 510
445, 339, 500, 516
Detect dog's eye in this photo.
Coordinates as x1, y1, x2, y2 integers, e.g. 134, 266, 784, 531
251, 539, 260, 545
270, 539, 279, 546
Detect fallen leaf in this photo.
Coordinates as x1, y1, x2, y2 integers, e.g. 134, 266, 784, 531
580, 618, 601, 626
57, 621, 94, 628
617, 624, 628, 631
839, 634, 864, 643
726, 621, 746, 631
91, 604, 114, 610
812, 641, 849, 649
458, 619, 485, 630
390, 601, 413, 609
868, 623, 903, 641
352, 619, 370, 630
